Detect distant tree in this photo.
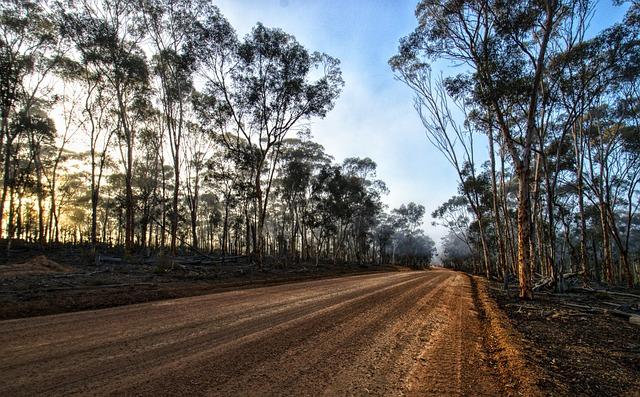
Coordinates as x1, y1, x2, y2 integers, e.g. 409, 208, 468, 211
440, 231, 473, 271
393, 202, 425, 236
389, 202, 434, 268
276, 135, 332, 261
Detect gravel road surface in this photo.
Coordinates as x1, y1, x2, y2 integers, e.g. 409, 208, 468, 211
0, 269, 504, 396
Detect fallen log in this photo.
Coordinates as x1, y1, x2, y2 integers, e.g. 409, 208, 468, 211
38, 282, 157, 292
96, 255, 123, 266
142, 255, 248, 266
609, 310, 640, 327
598, 290, 640, 300
557, 302, 639, 326
572, 287, 640, 300
600, 301, 624, 310
533, 278, 554, 291
52, 270, 108, 278
559, 302, 601, 313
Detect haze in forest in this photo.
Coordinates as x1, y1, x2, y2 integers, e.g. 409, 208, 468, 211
209, 0, 629, 245
1, 0, 638, 290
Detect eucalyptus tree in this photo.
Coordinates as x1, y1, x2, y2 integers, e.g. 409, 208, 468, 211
54, 46, 115, 251
41, 80, 84, 246
184, 121, 213, 250
390, 202, 436, 267
7, 104, 55, 248
204, 131, 258, 256
275, 135, 332, 260
373, 213, 396, 264
304, 158, 385, 264
393, 232, 436, 268
196, 15, 343, 266
387, 64, 493, 276
133, 116, 165, 249
0, 0, 59, 240
61, 0, 150, 252
305, 165, 341, 266
584, 103, 640, 287
340, 157, 387, 263
441, 231, 473, 271
84, 79, 114, 251
22, 104, 55, 246
392, 0, 594, 298
140, 0, 209, 254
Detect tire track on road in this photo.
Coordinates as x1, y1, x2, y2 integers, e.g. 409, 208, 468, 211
0, 269, 507, 396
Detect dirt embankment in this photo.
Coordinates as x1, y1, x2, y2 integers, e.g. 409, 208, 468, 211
474, 277, 544, 397
0, 255, 74, 277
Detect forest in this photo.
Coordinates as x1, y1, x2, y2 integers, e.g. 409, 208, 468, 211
0, 0, 436, 270
1, 0, 639, 300
391, 0, 640, 297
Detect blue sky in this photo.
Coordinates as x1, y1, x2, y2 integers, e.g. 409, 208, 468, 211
213, 0, 629, 244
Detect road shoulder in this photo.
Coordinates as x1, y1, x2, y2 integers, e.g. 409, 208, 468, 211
474, 275, 544, 397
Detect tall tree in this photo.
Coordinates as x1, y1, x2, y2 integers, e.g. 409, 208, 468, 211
0, 0, 58, 240
61, 0, 150, 252
141, 0, 204, 254
197, 19, 343, 267
392, 0, 592, 298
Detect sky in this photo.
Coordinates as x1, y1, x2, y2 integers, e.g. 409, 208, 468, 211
211, 0, 629, 246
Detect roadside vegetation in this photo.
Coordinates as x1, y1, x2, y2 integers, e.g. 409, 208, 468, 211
0, 0, 435, 272
392, 0, 640, 296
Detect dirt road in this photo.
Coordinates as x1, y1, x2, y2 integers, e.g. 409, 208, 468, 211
0, 269, 506, 396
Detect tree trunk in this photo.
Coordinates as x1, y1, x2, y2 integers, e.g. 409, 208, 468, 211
573, 121, 589, 284
222, 198, 229, 257
7, 183, 16, 253
488, 128, 507, 279
254, 165, 264, 268
125, 142, 134, 252
598, 200, 613, 284
0, 136, 13, 241
171, 155, 179, 254
91, 188, 98, 252
189, 173, 199, 250
516, 165, 534, 300
477, 216, 491, 278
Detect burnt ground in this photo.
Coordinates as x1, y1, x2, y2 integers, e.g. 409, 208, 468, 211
489, 283, 640, 397
0, 245, 402, 320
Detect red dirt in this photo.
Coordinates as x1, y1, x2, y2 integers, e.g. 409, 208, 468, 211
0, 269, 530, 396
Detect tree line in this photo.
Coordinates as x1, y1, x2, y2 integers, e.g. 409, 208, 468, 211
0, 0, 436, 267
392, 0, 640, 296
